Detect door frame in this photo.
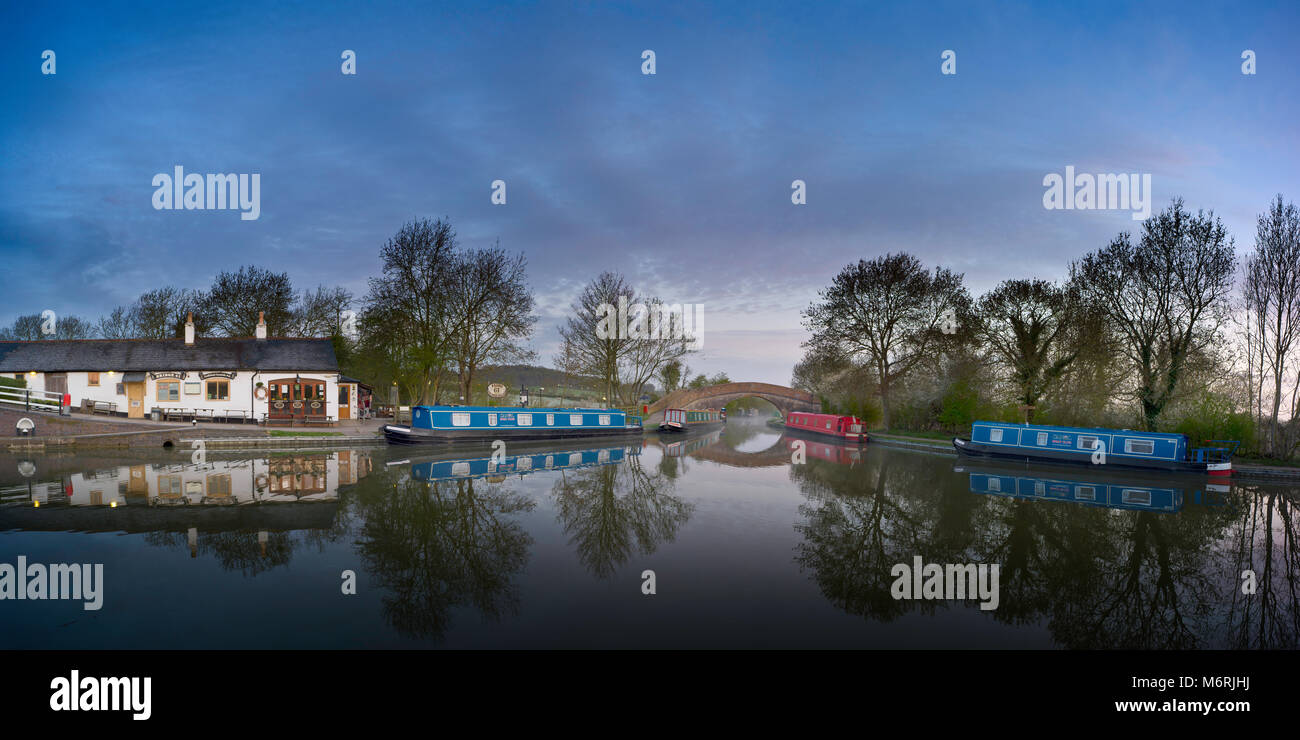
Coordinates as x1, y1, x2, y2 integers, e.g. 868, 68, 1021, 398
126, 381, 145, 419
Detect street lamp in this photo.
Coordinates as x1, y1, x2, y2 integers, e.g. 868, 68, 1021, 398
520, 387, 530, 407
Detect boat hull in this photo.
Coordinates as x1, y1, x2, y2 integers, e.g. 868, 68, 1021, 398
782, 425, 868, 444
952, 437, 1230, 475
384, 423, 643, 446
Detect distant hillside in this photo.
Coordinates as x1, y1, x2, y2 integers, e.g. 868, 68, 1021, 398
478, 365, 658, 395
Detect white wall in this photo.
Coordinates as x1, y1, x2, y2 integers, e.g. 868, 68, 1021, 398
18, 371, 341, 418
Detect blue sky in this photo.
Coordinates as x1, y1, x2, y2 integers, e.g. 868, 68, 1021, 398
2, 1, 1296, 384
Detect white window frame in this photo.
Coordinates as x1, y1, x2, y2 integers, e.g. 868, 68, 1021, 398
1125, 439, 1155, 455
570, 414, 583, 426
1037, 432, 1048, 445
547, 413, 555, 426
1076, 486, 1097, 501
488, 413, 498, 426
1122, 488, 1151, 506
1078, 435, 1100, 451
451, 462, 470, 476
517, 457, 532, 471
451, 412, 471, 427
598, 414, 610, 426
518, 413, 533, 426
988, 477, 1001, 492
989, 428, 1004, 442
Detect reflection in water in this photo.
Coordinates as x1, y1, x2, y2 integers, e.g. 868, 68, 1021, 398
551, 449, 693, 579
0, 452, 367, 575
789, 447, 1300, 647
353, 470, 534, 642
2, 428, 1298, 649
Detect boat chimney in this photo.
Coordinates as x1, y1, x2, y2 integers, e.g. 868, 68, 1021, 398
184, 312, 195, 345
255, 311, 267, 340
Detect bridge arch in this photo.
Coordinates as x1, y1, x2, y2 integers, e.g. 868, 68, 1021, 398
645, 382, 817, 422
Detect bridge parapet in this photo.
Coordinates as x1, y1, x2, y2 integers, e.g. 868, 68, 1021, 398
645, 382, 817, 421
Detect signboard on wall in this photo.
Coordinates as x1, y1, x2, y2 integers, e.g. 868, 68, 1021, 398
487, 383, 507, 398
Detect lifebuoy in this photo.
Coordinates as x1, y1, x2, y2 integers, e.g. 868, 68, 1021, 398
255, 386, 267, 400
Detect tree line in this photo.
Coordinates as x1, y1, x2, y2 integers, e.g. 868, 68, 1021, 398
798, 196, 1300, 461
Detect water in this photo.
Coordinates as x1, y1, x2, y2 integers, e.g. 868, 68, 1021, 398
1, 418, 1296, 649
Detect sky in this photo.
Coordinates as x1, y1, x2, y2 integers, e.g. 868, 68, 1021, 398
1, 0, 1297, 385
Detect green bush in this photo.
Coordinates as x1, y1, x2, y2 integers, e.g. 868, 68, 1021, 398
1172, 392, 1255, 452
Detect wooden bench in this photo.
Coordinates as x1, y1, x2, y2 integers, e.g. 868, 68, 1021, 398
301, 416, 335, 427
90, 400, 117, 416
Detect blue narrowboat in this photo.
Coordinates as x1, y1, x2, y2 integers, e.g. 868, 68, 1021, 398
383, 405, 643, 445
953, 421, 1235, 475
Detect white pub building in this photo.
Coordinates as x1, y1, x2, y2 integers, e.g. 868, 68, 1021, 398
0, 314, 363, 424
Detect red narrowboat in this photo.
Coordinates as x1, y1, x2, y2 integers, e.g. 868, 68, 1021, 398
783, 412, 868, 443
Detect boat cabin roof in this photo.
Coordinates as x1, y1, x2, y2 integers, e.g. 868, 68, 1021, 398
974, 420, 1185, 441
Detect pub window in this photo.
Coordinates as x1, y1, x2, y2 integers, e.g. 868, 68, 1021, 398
157, 381, 180, 401
87, 372, 100, 386
207, 475, 232, 496
206, 380, 230, 401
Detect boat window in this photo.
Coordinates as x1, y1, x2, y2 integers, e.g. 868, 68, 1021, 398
518, 413, 532, 426
988, 477, 1001, 492
599, 449, 610, 462
1037, 432, 1048, 445
451, 412, 471, 427
451, 462, 470, 476
1125, 439, 1154, 455
517, 457, 532, 471
545, 455, 554, 468
1034, 481, 1045, 495
568, 453, 582, 465
1122, 489, 1151, 506
989, 428, 1004, 442
488, 413, 497, 426
1078, 435, 1100, 450
599, 414, 610, 425
1076, 486, 1096, 501
570, 414, 583, 425
547, 414, 555, 425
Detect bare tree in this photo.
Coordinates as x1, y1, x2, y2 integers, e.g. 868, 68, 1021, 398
802, 253, 969, 429
1243, 195, 1300, 457
447, 245, 537, 404
976, 278, 1083, 420
1071, 199, 1236, 431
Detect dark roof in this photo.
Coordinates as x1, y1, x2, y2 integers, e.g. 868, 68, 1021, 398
0, 338, 339, 373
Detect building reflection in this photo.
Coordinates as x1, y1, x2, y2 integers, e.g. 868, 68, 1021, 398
0, 451, 370, 573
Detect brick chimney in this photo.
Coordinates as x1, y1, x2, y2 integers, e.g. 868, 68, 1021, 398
255, 311, 267, 340
184, 312, 195, 345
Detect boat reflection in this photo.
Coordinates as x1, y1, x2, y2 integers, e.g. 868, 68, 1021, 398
955, 461, 1233, 513
398, 441, 641, 483
782, 435, 864, 466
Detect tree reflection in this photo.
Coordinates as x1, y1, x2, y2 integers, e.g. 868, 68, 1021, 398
354, 472, 534, 641
790, 449, 1281, 647
551, 454, 692, 578
1221, 487, 1300, 648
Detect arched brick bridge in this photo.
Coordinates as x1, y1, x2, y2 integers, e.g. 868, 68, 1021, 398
645, 382, 817, 422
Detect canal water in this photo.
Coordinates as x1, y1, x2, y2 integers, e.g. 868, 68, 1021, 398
1, 417, 1296, 649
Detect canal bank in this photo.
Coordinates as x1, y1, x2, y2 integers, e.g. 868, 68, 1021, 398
869, 431, 1300, 483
